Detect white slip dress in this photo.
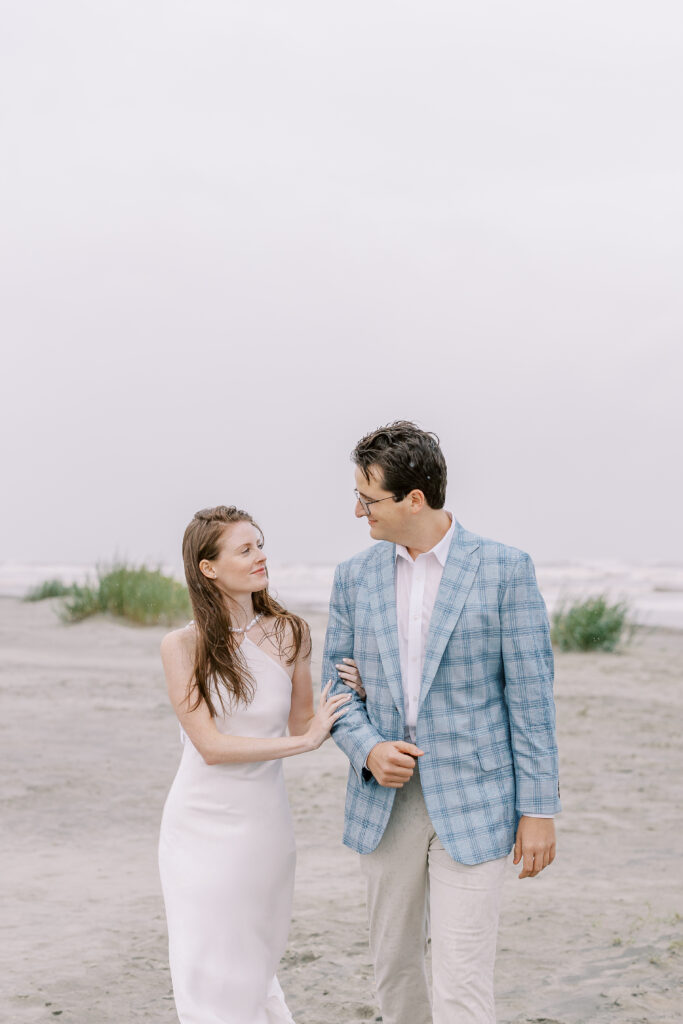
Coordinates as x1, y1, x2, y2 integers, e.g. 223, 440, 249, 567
159, 636, 297, 1024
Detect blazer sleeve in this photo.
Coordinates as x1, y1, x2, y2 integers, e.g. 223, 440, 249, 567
322, 564, 384, 782
500, 552, 561, 816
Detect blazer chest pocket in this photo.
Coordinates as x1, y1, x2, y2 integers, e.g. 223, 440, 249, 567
477, 745, 514, 772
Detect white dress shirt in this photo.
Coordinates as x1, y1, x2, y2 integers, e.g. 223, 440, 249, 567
395, 515, 456, 741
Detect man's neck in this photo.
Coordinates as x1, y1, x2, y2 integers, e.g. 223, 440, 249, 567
402, 510, 453, 561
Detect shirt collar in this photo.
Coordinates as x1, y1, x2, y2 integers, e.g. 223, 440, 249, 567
395, 513, 455, 566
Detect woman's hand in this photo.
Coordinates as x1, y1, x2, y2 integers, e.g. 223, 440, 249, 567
335, 658, 366, 700
305, 681, 352, 750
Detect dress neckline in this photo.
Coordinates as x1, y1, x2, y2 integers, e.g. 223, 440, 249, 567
242, 634, 292, 685
186, 621, 292, 685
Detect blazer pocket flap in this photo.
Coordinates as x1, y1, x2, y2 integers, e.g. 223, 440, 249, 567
477, 745, 514, 772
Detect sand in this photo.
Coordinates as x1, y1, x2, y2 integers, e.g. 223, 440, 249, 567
1, 596, 681, 1024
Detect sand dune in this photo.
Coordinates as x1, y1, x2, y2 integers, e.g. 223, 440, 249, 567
1, 597, 681, 1023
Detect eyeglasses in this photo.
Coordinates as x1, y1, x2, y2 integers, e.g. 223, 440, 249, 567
354, 488, 397, 516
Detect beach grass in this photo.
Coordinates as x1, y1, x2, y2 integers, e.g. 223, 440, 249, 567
24, 579, 76, 602
551, 594, 632, 652
59, 564, 191, 626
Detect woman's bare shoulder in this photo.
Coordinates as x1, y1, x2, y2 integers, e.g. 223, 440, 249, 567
161, 621, 197, 661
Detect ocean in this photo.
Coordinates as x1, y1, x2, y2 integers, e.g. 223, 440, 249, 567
1, 559, 682, 630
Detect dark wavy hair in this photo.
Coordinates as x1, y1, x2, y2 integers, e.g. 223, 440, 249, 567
352, 420, 447, 509
182, 505, 310, 717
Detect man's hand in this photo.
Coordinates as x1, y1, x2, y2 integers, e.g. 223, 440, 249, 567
513, 816, 556, 878
366, 741, 424, 788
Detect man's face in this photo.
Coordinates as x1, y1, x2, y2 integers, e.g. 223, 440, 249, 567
354, 464, 409, 543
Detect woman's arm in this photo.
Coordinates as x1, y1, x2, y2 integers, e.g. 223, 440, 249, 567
288, 623, 366, 737
287, 643, 315, 737
160, 630, 349, 766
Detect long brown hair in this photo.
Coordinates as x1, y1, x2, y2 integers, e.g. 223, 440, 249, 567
182, 505, 311, 717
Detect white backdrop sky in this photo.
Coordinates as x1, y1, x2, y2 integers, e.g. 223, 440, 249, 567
1, 2, 681, 568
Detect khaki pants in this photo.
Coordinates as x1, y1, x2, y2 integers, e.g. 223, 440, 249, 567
359, 770, 507, 1024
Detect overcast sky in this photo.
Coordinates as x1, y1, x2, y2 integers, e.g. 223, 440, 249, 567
1, 1, 681, 569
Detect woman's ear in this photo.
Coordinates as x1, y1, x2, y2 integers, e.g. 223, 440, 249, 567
199, 559, 217, 580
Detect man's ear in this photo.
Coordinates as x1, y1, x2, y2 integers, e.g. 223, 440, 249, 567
408, 490, 426, 514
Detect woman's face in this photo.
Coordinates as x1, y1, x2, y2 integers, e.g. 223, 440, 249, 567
200, 521, 268, 595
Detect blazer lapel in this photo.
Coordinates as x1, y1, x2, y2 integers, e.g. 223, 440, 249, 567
368, 543, 405, 722
419, 529, 480, 709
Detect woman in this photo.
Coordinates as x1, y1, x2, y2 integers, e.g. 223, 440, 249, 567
158, 505, 362, 1024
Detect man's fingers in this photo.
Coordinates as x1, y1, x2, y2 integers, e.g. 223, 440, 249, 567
515, 818, 556, 878
518, 850, 535, 878
519, 844, 558, 877
394, 741, 424, 757
382, 764, 414, 779
387, 751, 419, 769
379, 766, 414, 784
537, 843, 555, 873
367, 740, 425, 787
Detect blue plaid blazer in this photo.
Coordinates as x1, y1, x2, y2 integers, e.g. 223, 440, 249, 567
322, 521, 560, 866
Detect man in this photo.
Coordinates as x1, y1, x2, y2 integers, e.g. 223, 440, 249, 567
322, 421, 560, 1024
